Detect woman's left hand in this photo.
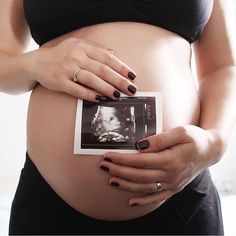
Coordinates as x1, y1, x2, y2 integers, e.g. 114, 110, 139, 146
100, 125, 224, 207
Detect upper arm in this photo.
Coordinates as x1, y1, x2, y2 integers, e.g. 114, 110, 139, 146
193, 0, 236, 80
0, 0, 30, 54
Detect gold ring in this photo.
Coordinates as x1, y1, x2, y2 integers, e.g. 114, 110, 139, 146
73, 68, 82, 82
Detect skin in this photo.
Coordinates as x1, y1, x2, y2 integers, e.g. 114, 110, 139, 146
0, 0, 236, 220
101, 0, 236, 207
25, 24, 198, 219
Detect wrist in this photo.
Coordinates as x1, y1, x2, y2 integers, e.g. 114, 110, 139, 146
206, 129, 227, 164
16, 50, 39, 82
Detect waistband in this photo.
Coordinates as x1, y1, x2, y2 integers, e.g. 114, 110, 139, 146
23, 151, 209, 195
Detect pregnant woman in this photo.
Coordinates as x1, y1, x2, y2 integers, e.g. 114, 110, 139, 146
0, 0, 235, 234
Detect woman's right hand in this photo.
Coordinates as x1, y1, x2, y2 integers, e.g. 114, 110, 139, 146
28, 38, 138, 101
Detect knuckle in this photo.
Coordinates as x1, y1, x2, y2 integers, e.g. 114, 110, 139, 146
68, 44, 86, 58
66, 37, 79, 43
178, 125, 195, 140
68, 49, 85, 63
75, 40, 87, 49
178, 126, 189, 137
60, 37, 77, 47
103, 51, 114, 65
98, 65, 109, 77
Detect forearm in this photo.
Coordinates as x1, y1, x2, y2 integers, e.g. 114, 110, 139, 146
198, 66, 236, 158
0, 51, 38, 94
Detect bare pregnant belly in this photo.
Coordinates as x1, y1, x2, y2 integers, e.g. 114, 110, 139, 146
26, 22, 200, 220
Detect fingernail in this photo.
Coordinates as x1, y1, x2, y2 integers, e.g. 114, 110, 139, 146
130, 203, 138, 207
128, 72, 136, 80
110, 181, 119, 187
95, 95, 109, 102
128, 85, 137, 94
100, 165, 109, 172
113, 90, 120, 99
104, 157, 113, 163
136, 140, 150, 150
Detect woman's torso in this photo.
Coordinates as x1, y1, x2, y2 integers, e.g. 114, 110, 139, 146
26, 21, 201, 220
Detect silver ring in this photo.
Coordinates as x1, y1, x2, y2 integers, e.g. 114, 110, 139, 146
156, 181, 163, 192
73, 68, 82, 82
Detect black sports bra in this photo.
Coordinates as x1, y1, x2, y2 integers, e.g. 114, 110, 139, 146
23, 0, 213, 46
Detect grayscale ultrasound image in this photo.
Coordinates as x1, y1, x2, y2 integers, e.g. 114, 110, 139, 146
80, 96, 158, 150
91, 105, 136, 143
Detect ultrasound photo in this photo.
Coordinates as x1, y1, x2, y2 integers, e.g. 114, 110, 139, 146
74, 92, 162, 155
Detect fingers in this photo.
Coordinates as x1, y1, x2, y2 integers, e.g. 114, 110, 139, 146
81, 58, 138, 98
103, 150, 172, 170
135, 127, 188, 153
128, 190, 173, 207
36, 38, 138, 100
60, 79, 101, 101
68, 41, 138, 99
109, 176, 170, 194
70, 68, 122, 100
99, 159, 166, 183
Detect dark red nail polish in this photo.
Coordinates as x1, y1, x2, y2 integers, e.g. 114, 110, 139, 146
110, 182, 119, 187
128, 85, 137, 94
130, 203, 138, 207
104, 157, 113, 163
128, 72, 136, 80
113, 90, 120, 99
136, 140, 150, 150
100, 165, 109, 172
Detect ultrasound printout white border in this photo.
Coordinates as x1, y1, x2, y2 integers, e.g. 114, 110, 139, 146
73, 92, 162, 155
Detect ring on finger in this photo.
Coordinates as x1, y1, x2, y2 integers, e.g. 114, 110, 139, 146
156, 181, 163, 192
73, 68, 82, 82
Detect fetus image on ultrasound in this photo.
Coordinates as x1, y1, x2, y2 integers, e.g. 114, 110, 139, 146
91, 105, 136, 143
76, 94, 160, 153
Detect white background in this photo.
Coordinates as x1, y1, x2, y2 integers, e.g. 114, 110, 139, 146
0, 2, 236, 236
0, 1, 236, 196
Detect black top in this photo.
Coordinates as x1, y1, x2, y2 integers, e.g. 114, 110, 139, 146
23, 0, 213, 46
